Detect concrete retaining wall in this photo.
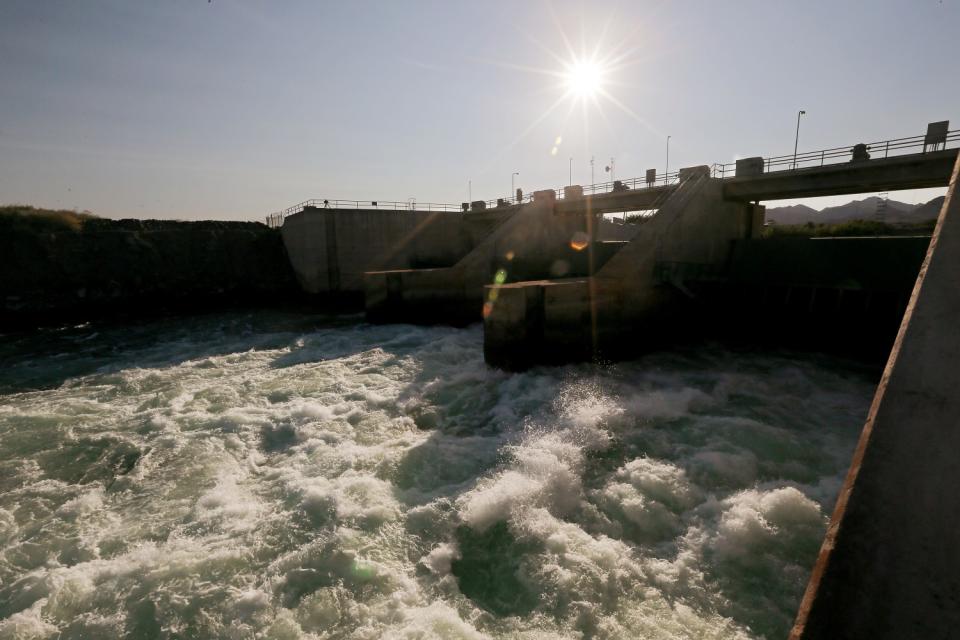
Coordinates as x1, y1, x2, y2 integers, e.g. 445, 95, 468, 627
281, 207, 509, 296
790, 154, 960, 639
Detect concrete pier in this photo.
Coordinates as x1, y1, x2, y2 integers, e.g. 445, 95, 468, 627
483, 175, 764, 369
364, 191, 599, 325
790, 155, 960, 639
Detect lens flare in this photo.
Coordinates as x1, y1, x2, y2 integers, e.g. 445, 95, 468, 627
569, 231, 590, 251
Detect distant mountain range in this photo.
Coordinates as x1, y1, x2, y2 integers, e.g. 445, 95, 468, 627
766, 195, 945, 225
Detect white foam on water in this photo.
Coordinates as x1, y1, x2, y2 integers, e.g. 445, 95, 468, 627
0, 314, 873, 638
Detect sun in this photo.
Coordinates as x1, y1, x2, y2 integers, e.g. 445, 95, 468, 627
563, 59, 605, 99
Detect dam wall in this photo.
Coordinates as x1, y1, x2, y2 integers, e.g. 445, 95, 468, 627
0, 211, 301, 330
281, 206, 510, 298
364, 194, 593, 325
692, 235, 931, 359
483, 177, 764, 369
790, 149, 960, 639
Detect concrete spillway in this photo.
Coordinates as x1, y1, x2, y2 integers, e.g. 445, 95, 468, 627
364, 191, 633, 325
483, 175, 765, 369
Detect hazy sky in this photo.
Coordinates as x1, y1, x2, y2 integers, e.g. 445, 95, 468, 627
1, 0, 956, 220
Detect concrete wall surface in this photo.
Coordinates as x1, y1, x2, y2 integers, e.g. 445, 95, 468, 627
791, 155, 960, 639
484, 176, 759, 368
365, 198, 589, 324
596, 219, 642, 241
727, 236, 930, 291
281, 207, 506, 296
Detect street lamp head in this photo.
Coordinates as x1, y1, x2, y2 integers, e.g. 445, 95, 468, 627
800, 110, 806, 115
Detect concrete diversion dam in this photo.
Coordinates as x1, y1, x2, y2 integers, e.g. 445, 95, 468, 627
273, 128, 960, 638
1, 125, 957, 637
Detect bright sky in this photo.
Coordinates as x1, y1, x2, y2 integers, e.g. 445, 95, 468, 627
1, 0, 956, 220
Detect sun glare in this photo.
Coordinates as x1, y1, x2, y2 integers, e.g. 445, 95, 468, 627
564, 59, 605, 99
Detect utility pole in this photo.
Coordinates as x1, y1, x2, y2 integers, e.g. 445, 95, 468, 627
468, 179, 471, 203
793, 110, 806, 170
666, 135, 671, 184
569, 157, 573, 185
590, 156, 595, 185
511, 172, 519, 201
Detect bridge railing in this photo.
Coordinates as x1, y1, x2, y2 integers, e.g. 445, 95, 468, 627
267, 128, 959, 225
265, 198, 463, 227
479, 169, 685, 210
710, 129, 960, 178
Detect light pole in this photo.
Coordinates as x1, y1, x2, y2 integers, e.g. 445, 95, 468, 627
666, 135, 671, 184
590, 156, 595, 185
793, 110, 806, 170
511, 172, 519, 201
569, 157, 573, 185
468, 179, 472, 203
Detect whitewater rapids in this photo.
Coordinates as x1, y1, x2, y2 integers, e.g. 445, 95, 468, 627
0, 312, 873, 639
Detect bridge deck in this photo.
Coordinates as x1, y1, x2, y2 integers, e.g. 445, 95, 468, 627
545, 149, 958, 219
724, 148, 958, 201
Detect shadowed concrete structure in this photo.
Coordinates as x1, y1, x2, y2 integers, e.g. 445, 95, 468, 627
281, 206, 509, 300
280, 139, 956, 313
481, 144, 958, 370
364, 191, 597, 325
790, 154, 960, 639
483, 175, 765, 369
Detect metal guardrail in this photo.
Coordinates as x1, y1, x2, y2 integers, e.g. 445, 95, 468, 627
478, 169, 682, 210
266, 128, 958, 227
710, 130, 960, 178
265, 198, 463, 227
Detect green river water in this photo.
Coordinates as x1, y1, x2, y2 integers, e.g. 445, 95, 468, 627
0, 312, 873, 639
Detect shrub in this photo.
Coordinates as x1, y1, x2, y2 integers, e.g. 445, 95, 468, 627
761, 218, 937, 238
0, 205, 98, 233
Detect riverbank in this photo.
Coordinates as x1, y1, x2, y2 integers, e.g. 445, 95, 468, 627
0, 206, 305, 330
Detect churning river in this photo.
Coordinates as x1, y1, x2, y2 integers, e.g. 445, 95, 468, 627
0, 312, 874, 639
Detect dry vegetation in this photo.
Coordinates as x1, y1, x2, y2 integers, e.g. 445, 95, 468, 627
761, 218, 937, 238
0, 205, 98, 233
